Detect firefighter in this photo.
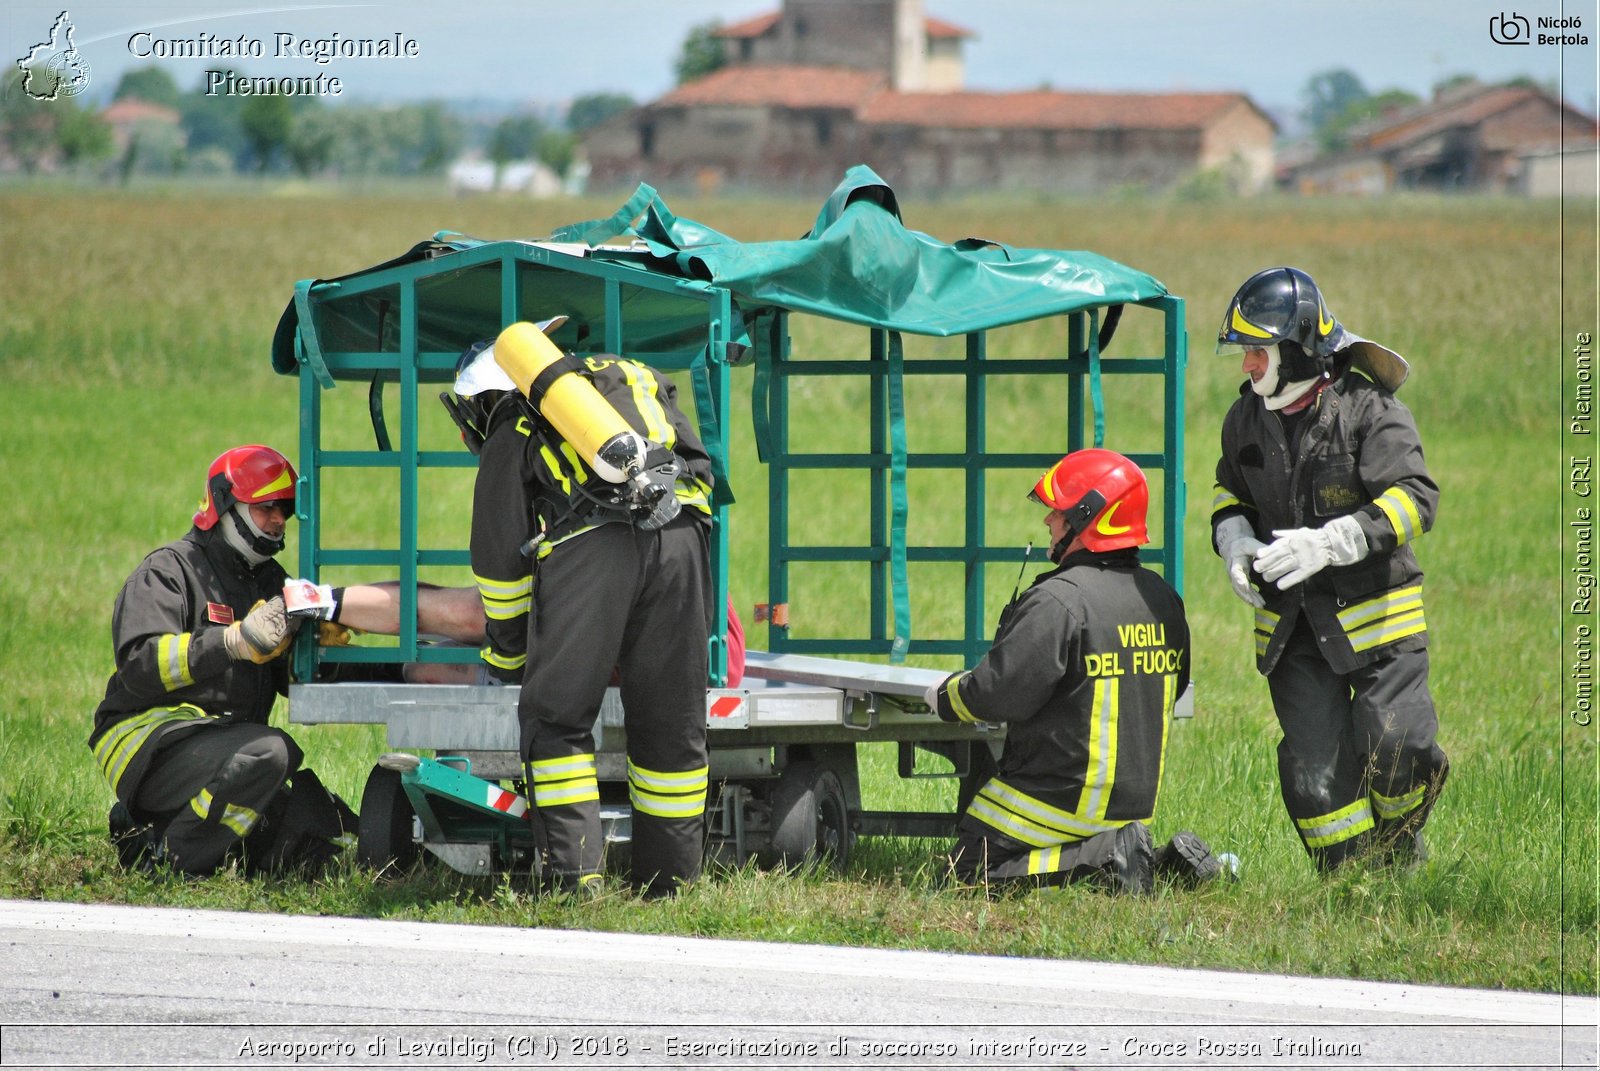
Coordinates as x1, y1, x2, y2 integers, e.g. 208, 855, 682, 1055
454, 321, 715, 898
90, 445, 355, 878
1211, 266, 1448, 871
925, 449, 1211, 894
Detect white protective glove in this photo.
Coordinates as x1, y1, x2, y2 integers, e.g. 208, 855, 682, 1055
1214, 514, 1265, 608
1253, 514, 1368, 589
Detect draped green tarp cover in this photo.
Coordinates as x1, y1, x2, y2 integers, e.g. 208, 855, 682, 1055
270, 165, 1165, 376
544, 164, 1166, 336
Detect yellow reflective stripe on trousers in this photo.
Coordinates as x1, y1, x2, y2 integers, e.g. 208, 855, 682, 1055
92, 705, 209, 796
1254, 607, 1279, 658
1373, 485, 1424, 545
530, 753, 599, 808
1372, 783, 1427, 820
944, 675, 983, 724
1295, 798, 1375, 848
473, 571, 532, 621
157, 632, 194, 691
966, 778, 1119, 847
190, 788, 261, 837
627, 760, 708, 819
1337, 586, 1426, 653
1079, 678, 1119, 822
1211, 482, 1245, 514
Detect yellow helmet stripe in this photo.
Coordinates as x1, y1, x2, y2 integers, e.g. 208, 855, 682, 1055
1229, 305, 1275, 340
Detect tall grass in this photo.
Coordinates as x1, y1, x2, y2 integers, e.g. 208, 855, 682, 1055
0, 186, 1591, 994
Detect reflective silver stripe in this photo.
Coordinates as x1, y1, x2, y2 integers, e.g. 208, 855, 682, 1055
627, 760, 708, 819
531, 754, 599, 808
1372, 783, 1426, 820
480, 645, 524, 673
1079, 678, 1117, 821
93, 705, 209, 795
1211, 482, 1245, 514
1337, 587, 1427, 653
945, 675, 982, 724
1254, 607, 1279, 657
157, 632, 193, 691
1373, 486, 1423, 545
474, 572, 532, 621
968, 778, 1120, 846
1295, 798, 1375, 848
191, 789, 260, 837
1026, 844, 1064, 875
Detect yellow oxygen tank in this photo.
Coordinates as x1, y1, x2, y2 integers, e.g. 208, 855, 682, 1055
492, 320, 647, 483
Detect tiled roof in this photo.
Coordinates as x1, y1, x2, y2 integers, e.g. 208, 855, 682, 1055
1361, 85, 1548, 150
714, 12, 780, 38
924, 16, 973, 38
861, 90, 1261, 131
657, 65, 888, 110
101, 98, 180, 125
714, 9, 972, 39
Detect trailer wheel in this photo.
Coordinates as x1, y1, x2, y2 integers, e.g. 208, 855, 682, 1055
762, 761, 853, 872
357, 763, 419, 873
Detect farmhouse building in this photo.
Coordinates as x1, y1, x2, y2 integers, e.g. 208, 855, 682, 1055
1290, 81, 1598, 194
582, 0, 1276, 196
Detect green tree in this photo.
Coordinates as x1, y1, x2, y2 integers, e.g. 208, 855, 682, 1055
286, 106, 337, 177
674, 20, 726, 85
488, 114, 542, 165
112, 66, 181, 109
538, 129, 576, 177
1301, 68, 1367, 134
239, 93, 293, 172
567, 92, 634, 132
0, 71, 61, 173
1319, 88, 1420, 151
412, 101, 463, 173
180, 72, 250, 169
55, 102, 113, 166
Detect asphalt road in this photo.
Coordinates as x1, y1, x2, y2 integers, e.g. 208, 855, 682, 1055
1, 899, 1593, 1070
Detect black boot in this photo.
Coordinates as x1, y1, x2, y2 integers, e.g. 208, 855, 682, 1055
108, 803, 159, 872
1105, 821, 1154, 895
1154, 830, 1229, 886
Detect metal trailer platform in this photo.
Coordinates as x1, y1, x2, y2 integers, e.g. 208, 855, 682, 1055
290, 651, 1006, 875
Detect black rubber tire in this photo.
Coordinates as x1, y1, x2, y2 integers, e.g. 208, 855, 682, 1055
762, 761, 853, 872
357, 764, 419, 872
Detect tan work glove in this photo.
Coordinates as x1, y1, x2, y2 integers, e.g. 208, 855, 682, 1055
317, 621, 355, 647
223, 597, 300, 663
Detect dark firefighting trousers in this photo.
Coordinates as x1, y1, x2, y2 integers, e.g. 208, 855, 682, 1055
1267, 619, 1449, 870
950, 821, 1137, 890
130, 719, 303, 876
520, 515, 711, 896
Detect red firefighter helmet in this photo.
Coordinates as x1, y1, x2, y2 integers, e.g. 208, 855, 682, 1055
1029, 448, 1149, 552
193, 445, 297, 530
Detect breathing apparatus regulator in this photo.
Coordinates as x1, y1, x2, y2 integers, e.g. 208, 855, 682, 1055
444, 318, 682, 532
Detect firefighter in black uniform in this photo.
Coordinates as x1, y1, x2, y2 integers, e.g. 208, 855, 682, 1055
90, 445, 353, 877
1211, 266, 1447, 871
452, 319, 715, 898
925, 449, 1207, 894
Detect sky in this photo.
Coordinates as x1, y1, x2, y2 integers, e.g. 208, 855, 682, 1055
5, 0, 1598, 124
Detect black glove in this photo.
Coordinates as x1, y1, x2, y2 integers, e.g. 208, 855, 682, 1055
486, 661, 524, 685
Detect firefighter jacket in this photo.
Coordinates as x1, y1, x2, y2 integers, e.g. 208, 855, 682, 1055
1210, 367, 1439, 676
929, 548, 1190, 846
470, 355, 715, 679
89, 526, 290, 799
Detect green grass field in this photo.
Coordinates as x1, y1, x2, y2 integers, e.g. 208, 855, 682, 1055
0, 184, 1593, 995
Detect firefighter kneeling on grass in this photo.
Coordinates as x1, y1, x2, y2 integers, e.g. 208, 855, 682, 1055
924, 449, 1224, 894
90, 445, 357, 878
451, 317, 715, 899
